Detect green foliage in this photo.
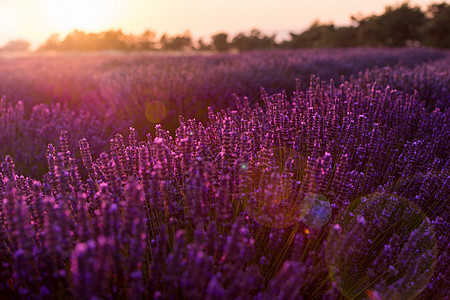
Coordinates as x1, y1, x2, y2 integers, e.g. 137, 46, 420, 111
420, 3, 450, 48
289, 2, 430, 48
38, 29, 158, 52
160, 32, 193, 51
231, 29, 276, 51
212, 33, 229, 52
9, 1, 448, 52
354, 3, 425, 47
289, 22, 337, 48
0, 40, 31, 52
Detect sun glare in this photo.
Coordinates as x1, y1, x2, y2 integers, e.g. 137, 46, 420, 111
44, 0, 117, 33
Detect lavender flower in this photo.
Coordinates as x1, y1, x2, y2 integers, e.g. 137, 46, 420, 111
0, 49, 448, 299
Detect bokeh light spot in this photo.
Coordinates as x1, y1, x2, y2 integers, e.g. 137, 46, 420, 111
299, 193, 332, 229
145, 100, 167, 124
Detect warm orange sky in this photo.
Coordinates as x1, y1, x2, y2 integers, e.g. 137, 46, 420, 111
0, 0, 442, 49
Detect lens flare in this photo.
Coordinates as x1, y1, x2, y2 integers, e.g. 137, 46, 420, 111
299, 193, 331, 229
145, 100, 167, 124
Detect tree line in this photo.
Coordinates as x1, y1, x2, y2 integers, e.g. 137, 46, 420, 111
1, 2, 448, 52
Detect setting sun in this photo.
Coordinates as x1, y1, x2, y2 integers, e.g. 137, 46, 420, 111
44, 0, 119, 33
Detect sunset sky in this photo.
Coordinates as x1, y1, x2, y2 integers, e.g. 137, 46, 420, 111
0, 0, 441, 49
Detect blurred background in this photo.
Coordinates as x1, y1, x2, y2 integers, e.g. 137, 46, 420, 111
0, 0, 449, 52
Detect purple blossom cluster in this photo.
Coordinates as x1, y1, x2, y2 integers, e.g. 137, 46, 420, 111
0, 49, 449, 299
0, 49, 450, 300
0, 48, 447, 132
1, 48, 448, 180
0, 99, 115, 178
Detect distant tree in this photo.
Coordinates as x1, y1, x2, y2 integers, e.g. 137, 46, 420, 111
138, 30, 157, 50
160, 32, 193, 51
160, 34, 171, 50
0, 39, 31, 51
289, 21, 335, 48
102, 30, 128, 50
212, 32, 229, 51
38, 29, 144, 51
172, 35, 192, 51
196, 38, 211, 51
38, 33, 61, 51
230, 33, 247, 51
420, 3, 450, 48
353, 2, 425, 46
33, 1, 449, 53
59, 30, 86, 51
328, 27, 358, 47
231, 29, 276, 51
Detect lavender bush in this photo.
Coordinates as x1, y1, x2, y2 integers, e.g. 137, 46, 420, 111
0, 99, 117, 178
0, 49, 449, 299
0, 48, 447, 133
0, 49, 450, 299
1, 48, 448, 179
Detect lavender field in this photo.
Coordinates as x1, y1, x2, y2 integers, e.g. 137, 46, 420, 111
0, 47, 449, 299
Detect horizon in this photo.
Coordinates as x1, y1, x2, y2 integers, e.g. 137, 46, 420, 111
0, 0, 442, 50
